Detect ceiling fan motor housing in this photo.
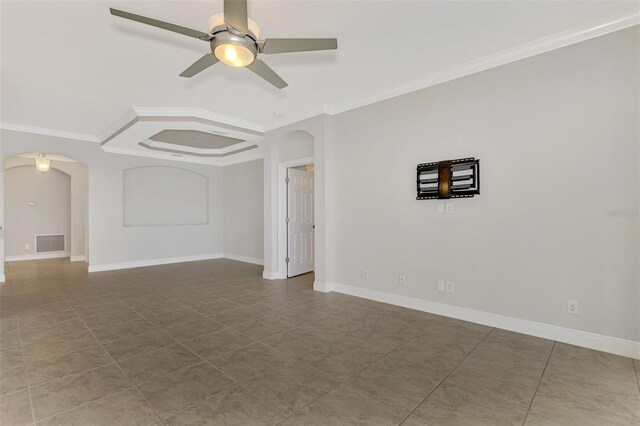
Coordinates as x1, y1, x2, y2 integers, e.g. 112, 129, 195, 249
209, 30, 259, 63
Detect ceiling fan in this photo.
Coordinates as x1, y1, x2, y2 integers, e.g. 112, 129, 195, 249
110, 0, 338, 89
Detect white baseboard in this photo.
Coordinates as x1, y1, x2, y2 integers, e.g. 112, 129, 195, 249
88, 253, 224, 273
223, 253, 264, 265
262, 270, 282, 280
327, 282, 640, 360
70, 255, 86, 262
6, 252, 70, 262
313, 281, 332, 293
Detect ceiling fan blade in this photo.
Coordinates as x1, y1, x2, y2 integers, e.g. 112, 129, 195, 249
179, 54, 219, 78
261, 38, 338, 54
223, 0, 248, 34
110, 8, 211, 40
247, 59, 288, 89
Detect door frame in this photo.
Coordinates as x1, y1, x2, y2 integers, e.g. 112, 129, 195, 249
277, 156, 314, 279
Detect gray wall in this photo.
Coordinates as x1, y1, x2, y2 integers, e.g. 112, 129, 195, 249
326, 27, 639, 342
4, 166, 71, 257
223, 159, 264, 261
0, 132, 225, 269
123, 166, 209, 227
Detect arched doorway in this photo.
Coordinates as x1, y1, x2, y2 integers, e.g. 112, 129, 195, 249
3, 153, 88, 267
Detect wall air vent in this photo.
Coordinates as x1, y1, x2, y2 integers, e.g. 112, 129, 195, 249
35, 234, 66, 253
417, 158, 480, 200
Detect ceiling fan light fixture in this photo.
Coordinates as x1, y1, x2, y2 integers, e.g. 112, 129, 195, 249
214, 43, 255, 67
109, 3, 337, 88
35, 153, 51, 173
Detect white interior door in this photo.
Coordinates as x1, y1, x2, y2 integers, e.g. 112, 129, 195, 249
287, 168, 314, 277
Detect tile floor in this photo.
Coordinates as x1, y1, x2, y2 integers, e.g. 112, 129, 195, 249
1, 258, 639, 426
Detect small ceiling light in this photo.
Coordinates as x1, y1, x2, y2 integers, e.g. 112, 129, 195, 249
35, 153, 51, 173
214, 43, 255, 67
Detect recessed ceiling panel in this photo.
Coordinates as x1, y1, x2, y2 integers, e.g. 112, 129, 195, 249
99, 108, 264, 166
149, 129, 245, 149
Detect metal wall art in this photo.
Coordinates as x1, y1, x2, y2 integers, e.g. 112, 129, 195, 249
417, 157, 480, 200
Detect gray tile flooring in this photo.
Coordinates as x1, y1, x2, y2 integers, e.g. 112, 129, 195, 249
1, 258, 639, 426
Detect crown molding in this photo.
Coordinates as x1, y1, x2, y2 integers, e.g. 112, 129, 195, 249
3, 12, 637, 147
132, 107, 264, 134
0, 122, 100, 143
323, 12, 639, 116
101, 144, 263, 167
102, 145, 225, 166
96, 109, 139, 143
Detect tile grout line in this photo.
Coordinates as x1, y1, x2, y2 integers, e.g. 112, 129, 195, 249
165, 326, 342, 422
24, 327, 222, 390
277, 326, 435, 423
521, 340, 556, 425
396, 326, 496, 426
31, 385, 143, 425
634, 359, 640, 400
54, 288, 165, 426
163, 329, 296, 420
158, 310, 364, 422
122, 305, 249, 424
14, 310, 38, 425
21, 345, 116, 389
110, 274, 308, 421
100, 304, 232, 426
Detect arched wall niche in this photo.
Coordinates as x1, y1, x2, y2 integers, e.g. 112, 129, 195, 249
122, 165, 209, 227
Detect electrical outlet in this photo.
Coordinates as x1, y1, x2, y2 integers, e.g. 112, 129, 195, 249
399, 274, 406, 285
567, 300, 579, 315
24, 244, 30, 251
437, 280, 445, 291
445, 202, 454, 214
363, 269, 369, 280
437, 203, 444, 214
446, 282, 455, 293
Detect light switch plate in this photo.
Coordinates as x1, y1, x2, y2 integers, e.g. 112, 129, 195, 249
437, 280, 445, 292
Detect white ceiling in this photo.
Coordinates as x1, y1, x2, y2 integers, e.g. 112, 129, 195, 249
1, 1, 638, 138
